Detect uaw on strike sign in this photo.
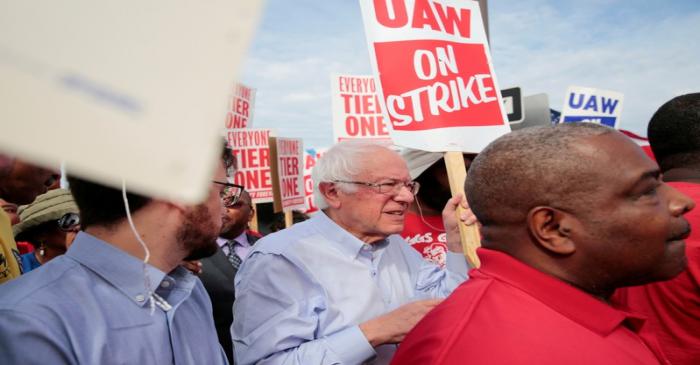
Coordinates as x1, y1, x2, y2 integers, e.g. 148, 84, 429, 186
360, 0, 510, 152
331, 74, 392, 143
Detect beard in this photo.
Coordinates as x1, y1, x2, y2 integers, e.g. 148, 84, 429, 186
178, 204, 221, 261
220, 218, 247, 239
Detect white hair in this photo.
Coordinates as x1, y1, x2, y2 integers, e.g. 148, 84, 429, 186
312, 140, 394, 210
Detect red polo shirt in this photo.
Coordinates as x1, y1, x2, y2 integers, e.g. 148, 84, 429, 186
614, 182, 700, 365
391, 249, 669, 365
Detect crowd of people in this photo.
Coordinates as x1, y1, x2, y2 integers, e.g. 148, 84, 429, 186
0, 94, 698, 365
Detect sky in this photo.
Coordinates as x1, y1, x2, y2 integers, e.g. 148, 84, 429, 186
240, 0, 700, 148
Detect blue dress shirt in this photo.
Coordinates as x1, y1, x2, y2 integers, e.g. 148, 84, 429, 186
232, 211, 468, 365
0, 232, 228, 365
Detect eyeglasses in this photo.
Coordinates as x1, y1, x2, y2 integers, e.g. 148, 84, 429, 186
227, 200, 252, 209
212, 181, 245, 207
332, 179, 420, 196
57, 212, 80, 232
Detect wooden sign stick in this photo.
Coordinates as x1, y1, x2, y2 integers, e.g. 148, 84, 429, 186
284, 211, 293, 228
249, 202, 259, 232
444, 151, 481, 268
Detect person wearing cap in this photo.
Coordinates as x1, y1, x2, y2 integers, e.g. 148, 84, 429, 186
0, 154, 57, 283
400, 149, 476, 268
13, 188, 80, 272
232, 140, 470, 365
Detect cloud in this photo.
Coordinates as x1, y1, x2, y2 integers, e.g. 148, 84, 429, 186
241, 0, 700, 147
489, 1, 700, 134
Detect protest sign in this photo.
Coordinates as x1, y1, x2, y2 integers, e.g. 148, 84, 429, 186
269, 137, 305, 213
510, 93, 552, 131
0, 1, 263, 203
302, 147, 326, 215
360, 0, 509, 266
501, 87, 524, 124
224, 82, 257, 129
331, 74, 392, 143
551, 109, 562, 124
561, 86, 624, 128
225, 129, 273, 203
359, 0, 510, 153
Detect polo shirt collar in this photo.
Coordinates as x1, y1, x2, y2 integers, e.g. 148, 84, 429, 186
314, 210, 389, 259
476, 248, 647, 336
67, 231, 167, 307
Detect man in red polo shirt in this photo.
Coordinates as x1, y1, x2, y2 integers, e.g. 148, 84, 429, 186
391, 123, 693, 365
613, 93, 700, 365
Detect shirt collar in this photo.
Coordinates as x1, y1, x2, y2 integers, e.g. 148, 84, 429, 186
155, 266, 198, 306
476, 248, 647, 336
217, 232, 250, 248
233, 231, 250, 247
66, 232, 168, 307
313, 210, 390, 259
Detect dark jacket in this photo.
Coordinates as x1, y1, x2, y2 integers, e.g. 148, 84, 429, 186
199, 233, 259, 365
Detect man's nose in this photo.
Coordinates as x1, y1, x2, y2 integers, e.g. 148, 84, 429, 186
394, 184, 415, 202
666, 184, 695, 217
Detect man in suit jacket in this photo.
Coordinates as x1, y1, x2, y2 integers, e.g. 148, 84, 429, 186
200, 190, 257, 364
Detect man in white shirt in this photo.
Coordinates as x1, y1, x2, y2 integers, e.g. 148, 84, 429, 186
233, 141, 471, 365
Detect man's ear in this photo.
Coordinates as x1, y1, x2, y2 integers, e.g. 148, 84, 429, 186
527, 206, 576, 255
318, 182, 342, 209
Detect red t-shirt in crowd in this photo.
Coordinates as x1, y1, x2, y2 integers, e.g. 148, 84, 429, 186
613, 181, 700, 365
402, 211, 447, 268
391, 249, 669, 365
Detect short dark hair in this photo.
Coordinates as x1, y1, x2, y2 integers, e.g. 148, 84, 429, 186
647, 93, 700, 170
69, 143, 234, 230
466, 123, 613, 225
67, 175, 150, 231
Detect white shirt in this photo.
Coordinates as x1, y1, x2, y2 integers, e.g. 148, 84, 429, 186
233, 211, 468, 365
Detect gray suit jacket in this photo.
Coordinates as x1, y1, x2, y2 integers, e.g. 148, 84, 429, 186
200, 233, 259, 365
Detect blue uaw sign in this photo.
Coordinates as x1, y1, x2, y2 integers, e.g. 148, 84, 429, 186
560, 86, 624, 128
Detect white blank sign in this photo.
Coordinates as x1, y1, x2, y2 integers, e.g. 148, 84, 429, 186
0, 0, 263, 203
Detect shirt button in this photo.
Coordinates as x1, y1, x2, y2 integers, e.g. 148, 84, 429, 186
135, 294, 145, 302
161, 281, 171, 288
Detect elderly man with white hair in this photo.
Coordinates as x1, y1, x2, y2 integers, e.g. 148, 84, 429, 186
232, 141, 469, 365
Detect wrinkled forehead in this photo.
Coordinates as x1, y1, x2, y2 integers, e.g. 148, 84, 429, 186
356, 147, 410, 181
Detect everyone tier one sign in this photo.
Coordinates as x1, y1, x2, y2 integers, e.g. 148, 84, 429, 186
359, 0, 509, 152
